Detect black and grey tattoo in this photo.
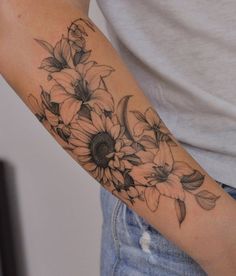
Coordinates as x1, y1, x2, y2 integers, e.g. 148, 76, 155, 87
28, 18, 220, 226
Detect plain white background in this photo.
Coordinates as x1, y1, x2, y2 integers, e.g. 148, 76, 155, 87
0, 1, 108, 275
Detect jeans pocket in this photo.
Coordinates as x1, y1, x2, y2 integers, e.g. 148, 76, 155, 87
224, 186, 236, 200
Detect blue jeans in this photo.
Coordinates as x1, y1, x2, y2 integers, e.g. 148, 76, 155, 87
100, 182, 236, 276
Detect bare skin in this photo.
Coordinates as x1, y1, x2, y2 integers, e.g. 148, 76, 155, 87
1, 1, 236, 274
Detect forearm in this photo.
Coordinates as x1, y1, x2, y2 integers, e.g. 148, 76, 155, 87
1, 2, 236, 274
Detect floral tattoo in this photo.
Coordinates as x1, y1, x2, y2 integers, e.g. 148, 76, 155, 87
28, 18, 220, 226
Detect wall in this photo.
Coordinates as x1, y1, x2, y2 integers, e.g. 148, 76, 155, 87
0, 1, 108, 275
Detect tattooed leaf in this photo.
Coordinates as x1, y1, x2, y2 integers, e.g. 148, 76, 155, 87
40, 89, 51, 109
117, 95, 133, 140
50, 102, 60, 116
39, 57, 61, 72
124, 171, 134, 189
181, 170, 205, 191
131, 110, 146, 122
195, 190, 220, 210
73, 51, 83, 66
175, 199, 186, 226
144, 187, 160, 212
35, 39, 54, 55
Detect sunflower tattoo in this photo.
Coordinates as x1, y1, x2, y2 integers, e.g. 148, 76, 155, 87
28, 18, 220, 226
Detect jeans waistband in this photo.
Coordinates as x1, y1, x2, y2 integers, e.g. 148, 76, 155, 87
216, 180, 236, 200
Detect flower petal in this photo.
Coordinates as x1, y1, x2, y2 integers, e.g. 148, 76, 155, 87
115, 140, 122, 152
28, 94, 44, 116
113, 156, 120, 168
110, 124, 121, 140
85, 64, 114, 91
136, 150, 155, 163
145, 107, 160, 127
122, 160, 133, 170
91, 111, 105, 131
70, 128, 91, 142
112, 170, 124, 183
105, 116, 113, 131
118, 160, 125, 171
111, 114, 119, 125
120, 146, 136, 155
60, 98, 82, 125
45, 109, 59, 126
98, 167, 104, 181
68, 137, 88, 147
89, 89, 114, 111
39, 57, 61, 72
139, 136, 157, 149
51, 69, 78, 94
105, 168, 112, 181
76, 61, 96, 77
156, 174, 185, 200
50, 85, 71, 103
108, 160, 115, 169
54, 37, 72, 66
144, 186, 160, 212
73, 147, 90, 156
84, 162, 97, 171
133, 121, 148, 137
154, 141, 173, 170
172, 161, 194, 177
78, 119, 98, 134
129, 163, 156, 185
92, 167, 99, 178
77, 155, 91, 163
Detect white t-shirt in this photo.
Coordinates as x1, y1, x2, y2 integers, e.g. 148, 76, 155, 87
96, 0, 236, 188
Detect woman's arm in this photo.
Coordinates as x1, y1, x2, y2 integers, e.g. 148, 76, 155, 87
1, 1, 236, 274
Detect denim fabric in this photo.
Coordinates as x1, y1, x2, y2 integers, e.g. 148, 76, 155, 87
100, 182, 236, 276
